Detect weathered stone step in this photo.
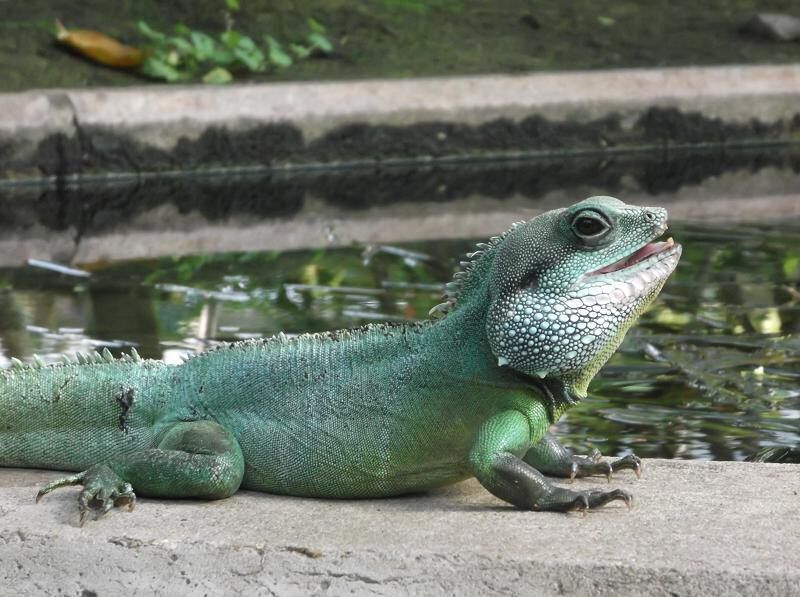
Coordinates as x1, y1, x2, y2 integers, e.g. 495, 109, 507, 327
1, 459, 797, 595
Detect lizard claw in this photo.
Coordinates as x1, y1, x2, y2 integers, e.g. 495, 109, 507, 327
574, 488, 632, 511
569, 453, 612, 480
36, 471, 86, 503
567, 451, 643, 481
542, 487, 633, 512
609, 454, 643, 479
37, 465, 136, 525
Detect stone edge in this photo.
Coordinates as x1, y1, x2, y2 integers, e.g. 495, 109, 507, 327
1, 64, 800, 182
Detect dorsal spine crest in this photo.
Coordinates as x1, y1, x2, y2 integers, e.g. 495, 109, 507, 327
428, 221, 525, 320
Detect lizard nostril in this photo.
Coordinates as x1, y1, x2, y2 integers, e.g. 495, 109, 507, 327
644, 212, 657, 222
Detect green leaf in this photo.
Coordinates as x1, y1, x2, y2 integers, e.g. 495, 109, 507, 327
225, 0, 240, 12
783, 254, 799, 279
140, 56, 183, 82
307, 32, 333, 54
597, 16, 616, 26
308, 17, 326, 34
289, 43, 311, 59
225, 34, 264, 71
174, 23, 192, 36
265, 35, 293, 67
202, 67, 233, 84
235, 35, 259, 52
234, 46, 265, 71
209, 47, 236, 65
190, 31, 217, 60
165, 49, 182, 67
167, 36, 195, 55
220, 30, 243, 49
137, 21, 166, 42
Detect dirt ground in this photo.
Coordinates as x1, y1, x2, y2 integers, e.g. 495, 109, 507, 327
2, 0, 800, 92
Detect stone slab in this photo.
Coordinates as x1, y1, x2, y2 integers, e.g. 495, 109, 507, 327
0, 459, 798, 596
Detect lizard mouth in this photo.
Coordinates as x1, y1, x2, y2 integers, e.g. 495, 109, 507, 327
590, 237, 678, 275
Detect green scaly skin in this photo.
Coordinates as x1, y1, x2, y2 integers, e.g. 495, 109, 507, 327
0, 196, 681, 522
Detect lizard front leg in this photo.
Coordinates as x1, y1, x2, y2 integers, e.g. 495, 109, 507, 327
525, 377, 642, 480
37, 420, 244, 524
468, 410, 631, 512
523, 433, 642, 481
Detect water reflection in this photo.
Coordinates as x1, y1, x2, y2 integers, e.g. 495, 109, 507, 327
0, 221, 797, 461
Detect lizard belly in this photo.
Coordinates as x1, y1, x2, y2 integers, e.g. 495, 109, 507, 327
236, 411, 478, 498
231, 385, 501, 498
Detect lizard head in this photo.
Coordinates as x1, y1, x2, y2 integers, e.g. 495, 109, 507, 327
485, 196, 681, 387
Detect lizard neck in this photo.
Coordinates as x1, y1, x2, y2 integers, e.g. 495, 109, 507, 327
419, 274, 534, 393
419, 253, 589, 420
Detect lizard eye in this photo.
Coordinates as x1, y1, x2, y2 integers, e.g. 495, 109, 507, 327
571, 212, 609, 238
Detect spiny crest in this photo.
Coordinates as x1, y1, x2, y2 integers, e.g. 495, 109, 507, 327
2, 346, 144, 375
182, 321, 430, 363
428, 221, 526, 320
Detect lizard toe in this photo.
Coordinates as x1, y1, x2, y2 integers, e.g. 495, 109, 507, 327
37, 464, 136, 525
538, 486, 633, 512
610, 454, 644, 479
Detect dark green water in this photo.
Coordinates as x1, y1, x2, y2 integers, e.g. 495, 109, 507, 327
0, 218, 797, 462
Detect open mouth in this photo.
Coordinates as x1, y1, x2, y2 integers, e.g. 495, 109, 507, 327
590, 237, 677, 275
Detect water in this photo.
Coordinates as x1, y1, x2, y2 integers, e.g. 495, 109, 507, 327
0, 213, 797, 462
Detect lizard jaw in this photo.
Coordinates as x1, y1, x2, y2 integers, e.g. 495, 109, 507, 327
589, 237, 678, 276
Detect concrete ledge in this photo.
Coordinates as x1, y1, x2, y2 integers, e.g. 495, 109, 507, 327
59, 64, 800, 135
2, 65, 800, 182
1, 460, 798, 595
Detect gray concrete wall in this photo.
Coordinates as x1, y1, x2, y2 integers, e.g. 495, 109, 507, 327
1, 459, 798, 596
2, 65, 800, 183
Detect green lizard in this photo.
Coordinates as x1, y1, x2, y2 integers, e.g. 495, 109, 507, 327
0, 196, 681, 522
